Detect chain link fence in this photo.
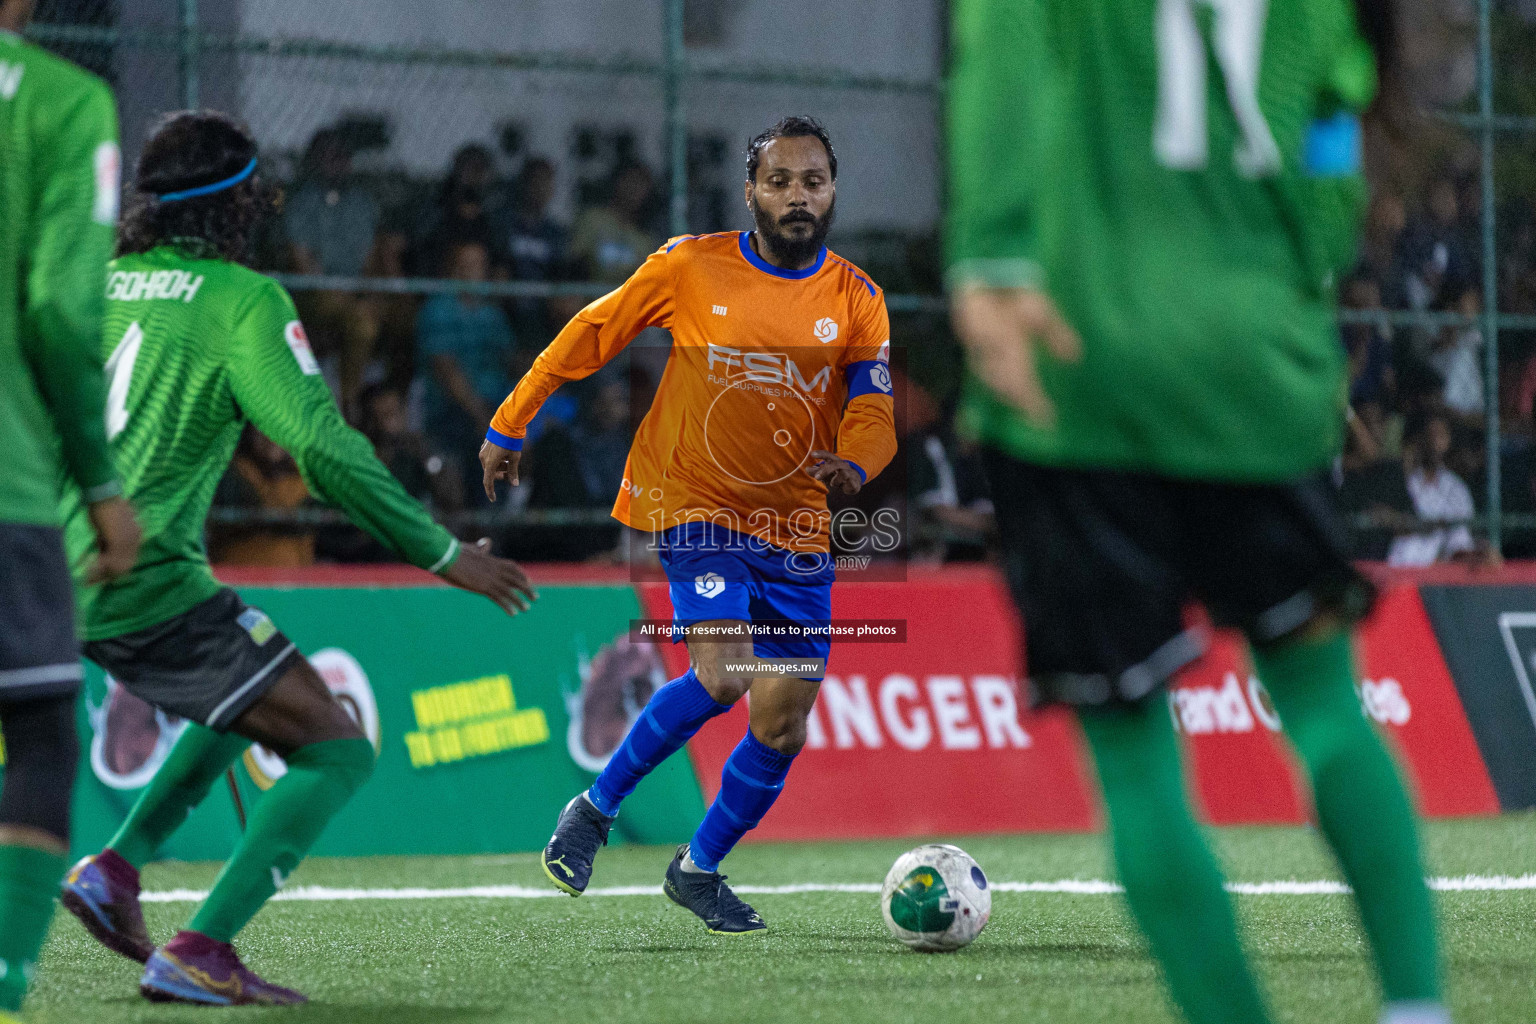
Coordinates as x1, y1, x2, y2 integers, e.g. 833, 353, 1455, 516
25, 0, 1536, 564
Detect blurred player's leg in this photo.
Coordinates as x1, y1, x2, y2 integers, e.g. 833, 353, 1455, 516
0, 525, 88, 1014
137, 658, 372, 1005
1252, 627, 1446, 1024
0, 695, 79, 1014
65, 724, 250, 962
1077, 700, 1271, 1024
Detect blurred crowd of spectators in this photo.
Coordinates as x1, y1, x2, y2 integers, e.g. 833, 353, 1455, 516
215, 124, 674, 565
1336, 168, 1536, 565
211, 122, 1536, 569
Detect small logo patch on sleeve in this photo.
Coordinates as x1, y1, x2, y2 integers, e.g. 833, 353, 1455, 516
237, 608, 278, 646
284, 321, 321, 375
93, 142, 120, 225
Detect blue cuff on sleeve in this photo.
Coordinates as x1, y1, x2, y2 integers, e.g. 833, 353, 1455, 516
845, 460, 867, 484
1303, 112, 1362, 178
844, 360, 894, 401
485, 426, 524, 451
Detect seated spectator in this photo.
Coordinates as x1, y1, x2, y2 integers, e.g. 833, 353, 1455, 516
1341, 272, 1394, 407
570, 379, 633, 505
316, 386, 463, 562
1388, 412, 1477, 566
207, 427, 315, 566
1358, 193, 1407, 309
414, 143, 501, 278
1399, 176, 1475, 311
284, 127, 385, 418
1337, 411, 1416, 561
1425, 282, 1484, 426
493, 156, 573, 343
416, 239, 515, 504
362, 385, 462, 514
571, 161, 658, 284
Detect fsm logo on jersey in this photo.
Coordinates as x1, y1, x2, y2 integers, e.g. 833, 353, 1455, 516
814, 317, 839, 343
695, 572, 726, 598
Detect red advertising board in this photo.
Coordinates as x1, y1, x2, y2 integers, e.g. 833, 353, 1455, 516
644, 568, 1500, 841
641, 571, 1101, 839
1173, 582, 1499, 826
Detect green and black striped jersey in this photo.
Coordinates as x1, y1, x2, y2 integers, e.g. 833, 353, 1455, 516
62, 246, 460, 640
0, 30, 120, 525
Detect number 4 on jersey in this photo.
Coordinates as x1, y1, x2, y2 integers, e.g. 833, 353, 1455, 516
1154, 0, 1281, 178
104, 321, 143, 441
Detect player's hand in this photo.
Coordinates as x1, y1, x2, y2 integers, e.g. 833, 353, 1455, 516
440, 538, 538, 616
84, 496, 142, 585
805, 450, 863, 495
951, 284, 1081, 426
479, 440, 521, 501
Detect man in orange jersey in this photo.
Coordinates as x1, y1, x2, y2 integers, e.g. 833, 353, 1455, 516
480, 116, 895, 933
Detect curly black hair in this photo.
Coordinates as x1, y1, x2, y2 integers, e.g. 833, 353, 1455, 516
745, 115, 836, 183
117, 110, 274, 262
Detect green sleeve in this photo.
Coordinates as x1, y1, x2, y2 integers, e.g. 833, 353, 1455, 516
945, 0, 1048, 290
20, 79, 121, 501
226, 281, 461, 573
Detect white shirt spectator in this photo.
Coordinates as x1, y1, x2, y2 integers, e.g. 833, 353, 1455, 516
1427, 328, 1484, 416
1388, 466, 1476, 566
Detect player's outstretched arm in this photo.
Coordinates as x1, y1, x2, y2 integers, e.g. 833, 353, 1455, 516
481, 245, 676, 500
226, 281, 534, 613
439, 538, 537, 617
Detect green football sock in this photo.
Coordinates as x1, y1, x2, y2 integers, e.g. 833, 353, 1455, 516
1251, 629, 1441, 1004
1078, 701, 1272, 1024
188, 737, 374, 943
0, 844, 67, 1011
108, 723, 251, 868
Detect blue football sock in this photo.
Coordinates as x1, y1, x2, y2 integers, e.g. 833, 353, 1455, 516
588, 669, 730, 817
688, 730, 796, 872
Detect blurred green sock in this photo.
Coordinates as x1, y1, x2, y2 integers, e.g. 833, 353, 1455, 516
1252, 629, 1441, 1004
0, 844, 67, 1011
1079, 700, 1271, 1024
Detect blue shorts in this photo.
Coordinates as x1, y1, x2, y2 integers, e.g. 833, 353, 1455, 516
658, 522, 835, 680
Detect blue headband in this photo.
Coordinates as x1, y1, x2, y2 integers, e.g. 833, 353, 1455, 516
154, 157, 257, 203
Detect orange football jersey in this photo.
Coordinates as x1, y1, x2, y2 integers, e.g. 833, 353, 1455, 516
489, 231, 896, 552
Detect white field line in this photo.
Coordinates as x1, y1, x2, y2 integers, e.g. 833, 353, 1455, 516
137, 874, 1536, 904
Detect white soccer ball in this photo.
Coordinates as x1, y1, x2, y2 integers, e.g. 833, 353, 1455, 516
880, 843, 992, 952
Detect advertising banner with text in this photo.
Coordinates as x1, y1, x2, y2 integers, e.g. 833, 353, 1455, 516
20, 564, 1529, 862
67, 578, 706, 860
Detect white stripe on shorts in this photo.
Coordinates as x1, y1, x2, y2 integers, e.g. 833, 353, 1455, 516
0, 662, 84, 688
205, 643, 297, 728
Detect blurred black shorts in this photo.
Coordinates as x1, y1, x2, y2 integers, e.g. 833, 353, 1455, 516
85, 588, 302, 730
983, 450, 1374, 708
0, 523, 82, 699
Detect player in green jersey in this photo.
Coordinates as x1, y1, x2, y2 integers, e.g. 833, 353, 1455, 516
949, 3, 1446, 1024
0, 1, 142, 1017
56, 111, 537, 1006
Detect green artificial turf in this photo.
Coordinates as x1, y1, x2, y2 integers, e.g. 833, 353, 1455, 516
27, 813, 1536, 1023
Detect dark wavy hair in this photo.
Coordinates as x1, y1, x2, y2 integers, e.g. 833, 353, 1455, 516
745, 115, 836, 183
117, 110, 274, 262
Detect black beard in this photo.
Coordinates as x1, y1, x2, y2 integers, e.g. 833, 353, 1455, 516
750, 195, 835, 267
